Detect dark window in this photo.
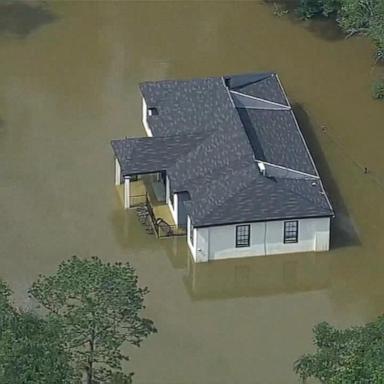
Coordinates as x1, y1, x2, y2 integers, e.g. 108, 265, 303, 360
189, 221, 194, 245
236, 225, 250, 248
284, 221, 298, 243
148, 107, 158, 116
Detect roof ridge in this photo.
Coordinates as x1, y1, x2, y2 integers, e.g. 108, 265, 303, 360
174, 155, 253, 192
168, 129, 217, 167
256, 160, 319, 179
209, 177, 328, 222
230, 90, 291, 110
132, 132, 208, 140
226, 72, 274, 89
194, 164, 260, 223
274, 178, 331, 212
167, 122, 253, 187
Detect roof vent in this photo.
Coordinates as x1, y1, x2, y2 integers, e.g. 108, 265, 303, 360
257, 161, 266, 176
148, 107, 158, 116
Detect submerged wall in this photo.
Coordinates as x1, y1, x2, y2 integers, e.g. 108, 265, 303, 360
189, 217, 331, 262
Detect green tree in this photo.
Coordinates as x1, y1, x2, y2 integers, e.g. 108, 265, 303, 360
296, 0, 384, 97
0, 280, 76, 384
0, 280, 12, 323
297, 0, 384, 56
30, 256, 157, 384
294, 317, 384, 383
297, 0, 341, 19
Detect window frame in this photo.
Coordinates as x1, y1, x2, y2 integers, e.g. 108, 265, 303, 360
235, 224, 251, 248
283, 220, 299, 244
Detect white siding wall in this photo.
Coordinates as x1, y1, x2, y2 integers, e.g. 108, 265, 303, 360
195, 227, 210, 262
124, 177, 130, 209
115, 158, 121, 186
187, 216, 196, 258
142, 98, 153, 137
165, 175, 178, 225
191, 217, 330, 262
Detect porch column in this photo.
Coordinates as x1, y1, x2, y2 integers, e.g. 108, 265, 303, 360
124, 177, 131, 209
115, 158, 121, 186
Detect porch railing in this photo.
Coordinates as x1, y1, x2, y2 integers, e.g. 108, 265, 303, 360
142, 194, 186, 238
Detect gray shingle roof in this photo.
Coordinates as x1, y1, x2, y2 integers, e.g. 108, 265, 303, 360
185, 176, 332, 227
228, 72, 289, 106
237, 108, 317, 175
139, 77, 239, 137
111, 134, 207, 176
111, 72, 334, 227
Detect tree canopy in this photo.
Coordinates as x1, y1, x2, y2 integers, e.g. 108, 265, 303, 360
298, 0, 384, 61
295, 316, 384, 383
30, 256, 157, 384
0, 281, 76, 384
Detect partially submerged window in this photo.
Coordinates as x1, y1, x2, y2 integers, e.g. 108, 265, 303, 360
236, 224, 250, 248
148, 107, 158, 116
284, 221, 298, 243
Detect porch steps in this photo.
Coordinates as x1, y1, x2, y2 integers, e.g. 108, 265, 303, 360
135, 204, 154, 235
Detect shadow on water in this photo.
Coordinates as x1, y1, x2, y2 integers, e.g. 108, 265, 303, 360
304, 17, 344, 42
293, 103, 361, 249
264, 0, 344, 42
183, 251, 331, 301
0, 1, 56, 38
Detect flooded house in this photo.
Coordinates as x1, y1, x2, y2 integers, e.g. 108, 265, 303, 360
111, 73, 334, 262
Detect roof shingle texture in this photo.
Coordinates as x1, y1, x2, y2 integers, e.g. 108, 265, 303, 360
112, 72, 333, 227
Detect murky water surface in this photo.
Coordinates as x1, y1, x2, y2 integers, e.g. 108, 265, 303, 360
1, 1, 384, 383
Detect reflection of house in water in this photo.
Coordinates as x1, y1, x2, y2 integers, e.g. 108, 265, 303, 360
184, 251, 331, 300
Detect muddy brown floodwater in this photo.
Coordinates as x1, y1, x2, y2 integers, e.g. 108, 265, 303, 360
1, 1, 384, 383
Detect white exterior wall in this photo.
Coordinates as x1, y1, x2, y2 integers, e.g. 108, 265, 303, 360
187, 216, 196, 258
142, 98, 153, 137
188, 217, 331, 262
124, 177, 130, 209
165, 175, 178, 225
115, 158, 121, 186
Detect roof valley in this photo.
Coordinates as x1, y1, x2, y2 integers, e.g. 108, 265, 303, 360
112, 72, 334, 227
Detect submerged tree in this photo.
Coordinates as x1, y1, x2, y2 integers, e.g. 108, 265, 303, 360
30, 256, 157, 384
296, 0, 341, 19
0, 280, 76, 384
372, 79, 384, 99
294, 317, 384, 383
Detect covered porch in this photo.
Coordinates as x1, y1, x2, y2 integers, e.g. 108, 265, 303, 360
115, 170, 186, 238
111, 136, 189, 237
